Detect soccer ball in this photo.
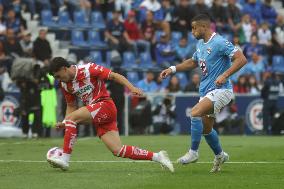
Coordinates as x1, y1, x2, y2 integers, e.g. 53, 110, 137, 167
46, 147, 63, 160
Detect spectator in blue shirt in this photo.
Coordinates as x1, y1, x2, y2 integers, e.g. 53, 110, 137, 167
105, 10, 131, 54
155, 32, 176, 68
243, 35, 263, 60
175, 37, 195, 62
242, 0, 263, 24
137, 71, 158, 92
6, 9, 24, 35
246, 52, 265, 81
261, 0, 277, 26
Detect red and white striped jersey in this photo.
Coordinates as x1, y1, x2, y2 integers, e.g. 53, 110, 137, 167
60, 63, 111, 105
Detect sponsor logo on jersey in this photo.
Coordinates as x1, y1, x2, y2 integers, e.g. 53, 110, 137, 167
0, 95, 21, 127
245, 99, 263, 132
75, 85, 93, 96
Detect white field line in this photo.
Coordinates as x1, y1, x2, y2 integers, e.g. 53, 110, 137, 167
0, 160, 284, 164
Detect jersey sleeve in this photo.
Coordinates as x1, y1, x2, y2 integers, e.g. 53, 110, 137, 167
89, 63, 112, 80
219, 39, 238, 59
60, 84, 76, 104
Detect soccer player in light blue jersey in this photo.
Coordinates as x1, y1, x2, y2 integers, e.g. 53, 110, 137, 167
160, 14, 247, 172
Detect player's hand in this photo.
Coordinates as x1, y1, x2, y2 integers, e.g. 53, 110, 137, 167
130, 87, 144, 96
160, 68, 172, 79
215, 74, 228, 87
55, 122, 65, 130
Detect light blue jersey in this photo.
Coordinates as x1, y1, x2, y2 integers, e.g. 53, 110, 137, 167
192, 33, 238, 96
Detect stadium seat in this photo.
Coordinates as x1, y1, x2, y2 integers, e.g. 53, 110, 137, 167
88, 30, 107, 48
105, 51, 112, 68
161, 76, 170, 88
91, 11, 106, 29
139, 52, 154, 70
90, 51, 103, 65
272, 55, 284, 73
58, 11, 72, 27
138, 8, 147, 23
41, 10, 56, 27
131, 0, 143, 9
171, 31, 182, 45
126, 71, 139, 85
176, 72, 188, 89
71, 30, 88, 47
122, 51, 138, 70
73, 11, 89, 28
106, 11, 113, 21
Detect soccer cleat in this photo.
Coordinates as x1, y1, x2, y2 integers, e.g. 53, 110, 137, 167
156, 151, 174, 172
210, 151, 229, 173
177, 149, 199, 164
47, 154, 69, 171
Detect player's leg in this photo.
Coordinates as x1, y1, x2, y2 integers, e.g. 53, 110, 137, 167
177, 97, 214, 164
202, 116, 223, 156
100, 130, 174, 172
202, 90, 233, 172
47, 106, 92, 170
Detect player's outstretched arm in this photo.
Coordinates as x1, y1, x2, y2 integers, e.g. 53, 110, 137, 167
108, 72, 143, 96
160, 58, 198, 79
215, 50, 247, 86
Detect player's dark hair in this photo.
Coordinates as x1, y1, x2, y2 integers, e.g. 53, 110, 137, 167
49, 57, 70, 75
192, 14, 211, 23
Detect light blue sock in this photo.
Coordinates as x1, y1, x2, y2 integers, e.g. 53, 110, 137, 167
190, 117, 203, 151
204, 129, 222, 155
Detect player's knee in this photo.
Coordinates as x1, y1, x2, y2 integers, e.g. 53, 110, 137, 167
191, 107, 201, 117
203, 127, 212, 135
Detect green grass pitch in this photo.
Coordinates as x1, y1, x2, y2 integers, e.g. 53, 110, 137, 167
0, 136, 284, 189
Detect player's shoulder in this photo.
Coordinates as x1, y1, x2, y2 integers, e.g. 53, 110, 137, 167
213, 34, 228, 44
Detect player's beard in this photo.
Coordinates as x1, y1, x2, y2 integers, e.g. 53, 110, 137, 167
194, 34, 202, 40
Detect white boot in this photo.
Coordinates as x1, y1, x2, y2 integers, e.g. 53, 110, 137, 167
177, 149, 199, 164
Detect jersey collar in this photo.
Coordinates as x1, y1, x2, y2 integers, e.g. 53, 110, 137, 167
204, 32, 216, 45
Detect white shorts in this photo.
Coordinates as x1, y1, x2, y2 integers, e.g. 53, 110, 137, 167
199, 89, 234, 117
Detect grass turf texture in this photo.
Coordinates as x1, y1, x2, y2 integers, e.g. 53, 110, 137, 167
0, 136, 284, 189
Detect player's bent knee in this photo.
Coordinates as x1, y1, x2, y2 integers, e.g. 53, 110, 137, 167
191, 107, 202, 118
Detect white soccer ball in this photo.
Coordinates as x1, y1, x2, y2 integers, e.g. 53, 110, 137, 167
46, 147, 63, 160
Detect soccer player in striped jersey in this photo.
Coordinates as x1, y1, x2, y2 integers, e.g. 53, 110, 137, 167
160, 14, 247, 172
47, 57, 174, 172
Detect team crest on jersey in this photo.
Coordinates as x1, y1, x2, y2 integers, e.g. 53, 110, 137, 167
207, 48, 212, 54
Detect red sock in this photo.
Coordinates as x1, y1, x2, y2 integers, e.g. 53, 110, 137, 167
63, 120, 77, 154
116, 145, 154, 160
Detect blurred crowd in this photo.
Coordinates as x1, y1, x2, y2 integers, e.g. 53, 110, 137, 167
0, 0, 283, 137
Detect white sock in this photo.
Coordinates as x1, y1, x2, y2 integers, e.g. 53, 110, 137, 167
152, 153, 159, 162
62, 153, 71, 162
216, 151, 224, 158
189, 149, 198, 154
